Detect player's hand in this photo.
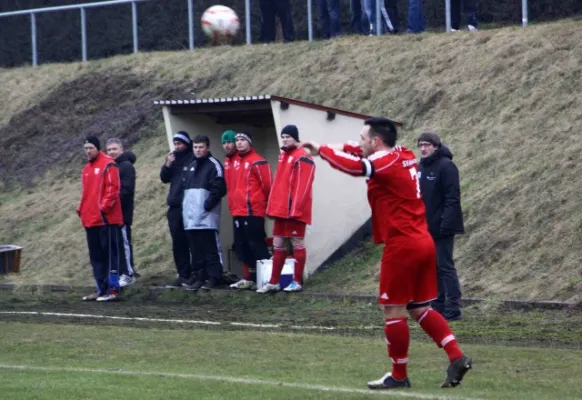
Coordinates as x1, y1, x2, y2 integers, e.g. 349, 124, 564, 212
166, 152, 175, 167
300, 141, 321, 156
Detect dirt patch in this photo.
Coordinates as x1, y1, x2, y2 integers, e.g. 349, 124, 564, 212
0, 71, 186, 188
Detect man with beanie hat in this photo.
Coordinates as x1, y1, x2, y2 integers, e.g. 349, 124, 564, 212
417, 132, 465, 321
78, 135, 124, 302
160, 131, 195, 287
300, 118, 472, 390
226, 132, 273, 290
258, 124, 315, 293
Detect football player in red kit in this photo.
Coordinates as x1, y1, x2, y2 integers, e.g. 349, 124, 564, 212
258, 124, 315, 293
301, 118, 472, 390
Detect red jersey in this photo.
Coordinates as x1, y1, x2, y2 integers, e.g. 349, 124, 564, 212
227, 149, 272, 217
267, 146, 315, 224
77, 151, 124, 228
319, 144, 429, 244
224, 152, 238, 210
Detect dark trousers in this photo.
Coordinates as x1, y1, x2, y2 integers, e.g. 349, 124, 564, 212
318, 0, 341, 39
85, 225, 121, 295
167, 206, 192, 279
234, 216, 271, 282
451, 0, 478, 30
119, 225, 135, 277
350, 0, 369, 34
432, 236, 462, 314
259, 0, 295, 42
186, 229, 223, 282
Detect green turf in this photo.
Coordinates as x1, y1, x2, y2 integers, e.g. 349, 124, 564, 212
0, 322, 580, 400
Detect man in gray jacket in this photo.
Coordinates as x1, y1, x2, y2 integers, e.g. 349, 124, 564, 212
182, 135, 227, 291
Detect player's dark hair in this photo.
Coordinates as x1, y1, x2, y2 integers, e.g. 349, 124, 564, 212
193, 135, 210, 147
364, 117, 398, 147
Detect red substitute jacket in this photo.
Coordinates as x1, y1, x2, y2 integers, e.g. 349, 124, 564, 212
77, 151, 124, 228
224, 152, 238, 209
227, 149, 272, 217
267, 146, 315, 224
319, 143, 429, 244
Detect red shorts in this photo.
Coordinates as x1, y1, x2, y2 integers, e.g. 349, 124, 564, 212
378, 236, 437, 306
272, 218, 306, 238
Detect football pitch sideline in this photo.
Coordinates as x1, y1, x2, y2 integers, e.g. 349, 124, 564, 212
0, 321, 580, 400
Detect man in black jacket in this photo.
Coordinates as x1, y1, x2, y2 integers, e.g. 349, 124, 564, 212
160, 131, 195, 288
182, 135, 227, 291
417, 132, 465, 321
106, 138, 138, 287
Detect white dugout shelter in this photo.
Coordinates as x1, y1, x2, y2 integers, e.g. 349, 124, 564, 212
154, 95, 403, 280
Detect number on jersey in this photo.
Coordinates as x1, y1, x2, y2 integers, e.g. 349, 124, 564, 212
409, 167, 421, 199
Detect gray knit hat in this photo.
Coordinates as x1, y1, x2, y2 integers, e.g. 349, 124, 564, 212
417, 132, 441, 147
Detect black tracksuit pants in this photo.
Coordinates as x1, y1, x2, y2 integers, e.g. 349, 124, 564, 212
259, 0, 295, 42
167, 206, 192, 279
85, 225, 121, 295
186, 229, 223, 283
233, 216, 271, 282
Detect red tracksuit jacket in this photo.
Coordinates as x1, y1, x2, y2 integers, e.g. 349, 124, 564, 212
77, 151, 124, 228
267, 146, 315, 225
319, 143, 429, 244
227, 149, 272, 217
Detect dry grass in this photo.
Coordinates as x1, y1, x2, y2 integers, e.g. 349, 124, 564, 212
0, 20, 581, 301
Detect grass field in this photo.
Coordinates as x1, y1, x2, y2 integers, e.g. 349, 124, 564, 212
0, 320, 581, 400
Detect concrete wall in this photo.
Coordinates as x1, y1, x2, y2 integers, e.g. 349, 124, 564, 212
161, 101, 372, 281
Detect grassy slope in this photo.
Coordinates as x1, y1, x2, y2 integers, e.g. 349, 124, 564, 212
0, 20, 581, 301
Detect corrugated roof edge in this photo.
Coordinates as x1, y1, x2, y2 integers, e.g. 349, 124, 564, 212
153, 94, 403, 127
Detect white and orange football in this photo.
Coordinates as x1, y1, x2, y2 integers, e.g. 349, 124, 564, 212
201, 5, 240, 41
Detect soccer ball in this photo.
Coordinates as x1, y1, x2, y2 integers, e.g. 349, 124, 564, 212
201, 5, 240, 41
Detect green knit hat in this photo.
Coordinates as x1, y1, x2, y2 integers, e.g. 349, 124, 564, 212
221, 130, 236, 144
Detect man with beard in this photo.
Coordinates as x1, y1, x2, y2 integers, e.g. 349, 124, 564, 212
300, 118, 471, 390
160, 131, 194, 288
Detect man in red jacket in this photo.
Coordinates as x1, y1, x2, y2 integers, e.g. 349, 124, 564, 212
77, 136, 124, 302
226, 132, 273, 290
258, 125, 315, 293
300, 118, 471, 390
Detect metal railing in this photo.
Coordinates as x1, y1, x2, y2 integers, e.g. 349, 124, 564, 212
0, 0, 530, 67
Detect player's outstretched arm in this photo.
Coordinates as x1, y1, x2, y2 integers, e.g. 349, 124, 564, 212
319, 146, 371, 177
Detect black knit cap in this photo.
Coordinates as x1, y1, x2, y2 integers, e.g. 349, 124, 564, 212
281, 124, 299, 142
417, 132, 441, 148
84, 135, 100, 150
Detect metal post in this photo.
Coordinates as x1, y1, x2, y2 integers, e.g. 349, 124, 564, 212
375, 0, 381, 36
80, 8, 87, 62
187, 0, 194, 49
307, 0, 313, 41
245, 0, 251, 45
30, 13, 37, 66
445, 0, 451, 32
522, 0, 528, 28
131, 1, 138, 53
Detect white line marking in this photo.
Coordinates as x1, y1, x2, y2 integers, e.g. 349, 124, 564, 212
0, 311, 386, 331
0, 364, 481, 400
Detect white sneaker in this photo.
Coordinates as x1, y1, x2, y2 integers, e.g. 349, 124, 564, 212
468, 25, 478, 31
283, 281, 303, 292
256, 283, 280, 294
230, 279, 255, 290
119, 275, 135, 287
96, 291, 118, 302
